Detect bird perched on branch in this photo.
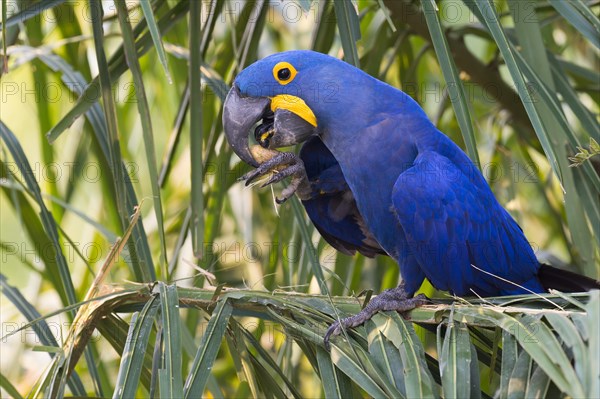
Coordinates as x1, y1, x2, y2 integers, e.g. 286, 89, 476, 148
222, 50, 600, 348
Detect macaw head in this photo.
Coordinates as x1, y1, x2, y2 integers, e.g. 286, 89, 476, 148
223, 50, 365, 167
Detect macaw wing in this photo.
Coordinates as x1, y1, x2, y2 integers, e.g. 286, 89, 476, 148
300, 137, 386, 258
391, 151, 541, 296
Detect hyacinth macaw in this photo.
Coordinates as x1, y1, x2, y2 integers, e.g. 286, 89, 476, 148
222, 50, 600, 347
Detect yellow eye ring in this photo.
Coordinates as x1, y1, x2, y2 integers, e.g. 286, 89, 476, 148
273, 62, 297, 85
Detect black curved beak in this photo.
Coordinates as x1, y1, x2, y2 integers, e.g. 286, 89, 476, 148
222, 85, 270, 168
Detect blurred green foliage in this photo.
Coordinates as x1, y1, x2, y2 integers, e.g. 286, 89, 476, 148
0, 0, 598, 397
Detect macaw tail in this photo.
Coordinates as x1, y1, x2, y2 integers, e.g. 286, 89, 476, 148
538, 264, 600, 293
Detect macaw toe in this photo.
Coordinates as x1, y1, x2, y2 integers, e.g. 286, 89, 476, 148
323, 287, 429, 351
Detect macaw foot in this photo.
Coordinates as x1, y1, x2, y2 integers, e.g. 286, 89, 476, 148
239, 151, 310, 203
324, 285, 429, 350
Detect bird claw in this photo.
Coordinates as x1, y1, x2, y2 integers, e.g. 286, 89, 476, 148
323, 287, 429, 351
324, 321, 343, 350
239, 152, 295, 185
239, 151, 310, 202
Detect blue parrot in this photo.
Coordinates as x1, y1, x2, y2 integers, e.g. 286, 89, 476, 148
222, 50, 600, 347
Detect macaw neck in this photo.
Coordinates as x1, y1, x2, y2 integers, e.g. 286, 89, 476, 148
312, 73, 432, 151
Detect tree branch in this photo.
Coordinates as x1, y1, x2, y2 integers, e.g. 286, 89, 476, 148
383, 0, 538, 144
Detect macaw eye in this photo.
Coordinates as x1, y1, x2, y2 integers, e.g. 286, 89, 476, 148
278, 68, 291, 81
273, 62, 297, 85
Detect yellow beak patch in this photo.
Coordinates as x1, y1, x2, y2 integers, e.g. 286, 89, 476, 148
270, 95, 317, 127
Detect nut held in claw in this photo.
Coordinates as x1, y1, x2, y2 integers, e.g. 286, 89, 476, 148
242, 145, 310, 203
249, 145, 281, 164
245, 145, 284, 186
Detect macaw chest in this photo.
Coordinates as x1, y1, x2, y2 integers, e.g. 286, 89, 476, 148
334, 141, 417, 256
